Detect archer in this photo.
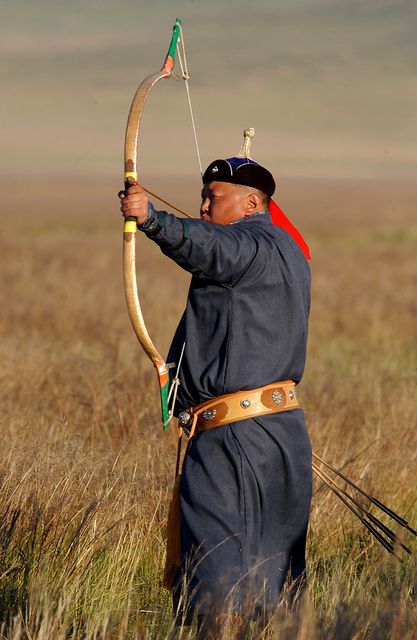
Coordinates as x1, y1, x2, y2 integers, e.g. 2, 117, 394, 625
119, 145, 312, 638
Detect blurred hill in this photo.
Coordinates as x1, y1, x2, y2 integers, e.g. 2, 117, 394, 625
1, 0, 416, 183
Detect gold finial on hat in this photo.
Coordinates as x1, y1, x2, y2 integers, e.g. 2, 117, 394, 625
236, 127, 255, 159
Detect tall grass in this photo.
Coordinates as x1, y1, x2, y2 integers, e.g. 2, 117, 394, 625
0, 178, 416, 638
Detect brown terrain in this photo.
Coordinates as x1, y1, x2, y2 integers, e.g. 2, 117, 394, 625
0, 176, 416, 637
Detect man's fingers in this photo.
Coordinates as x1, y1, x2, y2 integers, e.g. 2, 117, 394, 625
126, 183, 141, 194
120, 196, 145, 207
118, 183, 145, 202
120, 203, 139, 214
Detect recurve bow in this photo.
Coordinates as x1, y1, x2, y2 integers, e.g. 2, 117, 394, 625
123, 19, 182, 429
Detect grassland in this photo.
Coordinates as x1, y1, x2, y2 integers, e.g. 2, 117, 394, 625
0, 177, 416, 638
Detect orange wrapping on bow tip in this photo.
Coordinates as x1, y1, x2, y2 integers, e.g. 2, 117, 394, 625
270, 199, 311, 260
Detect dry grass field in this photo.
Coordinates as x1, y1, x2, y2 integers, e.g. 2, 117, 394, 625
0, 177, 416, 639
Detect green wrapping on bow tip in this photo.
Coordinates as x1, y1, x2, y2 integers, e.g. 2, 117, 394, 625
161, 381, 170, 430
167, 18, 182, 61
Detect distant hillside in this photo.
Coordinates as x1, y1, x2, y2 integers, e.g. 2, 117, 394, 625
1, 0, 416, 180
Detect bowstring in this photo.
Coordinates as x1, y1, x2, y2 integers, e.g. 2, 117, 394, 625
164, 25, 201, 425
176, 24, 203, 177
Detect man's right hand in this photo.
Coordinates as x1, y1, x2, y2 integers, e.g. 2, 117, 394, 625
118, 183, 149, 226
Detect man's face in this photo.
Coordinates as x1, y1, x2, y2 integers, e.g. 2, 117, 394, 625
200, 181, 247, 225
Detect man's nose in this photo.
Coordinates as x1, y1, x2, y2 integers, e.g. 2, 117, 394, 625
200, 198, 209, 214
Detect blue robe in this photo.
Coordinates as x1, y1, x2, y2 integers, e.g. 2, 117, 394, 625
144, 208, 312, 618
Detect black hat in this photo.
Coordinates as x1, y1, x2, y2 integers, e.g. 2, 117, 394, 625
202, 157, 275, 197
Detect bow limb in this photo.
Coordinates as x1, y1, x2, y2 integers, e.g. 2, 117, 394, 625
123, 19, 182, 429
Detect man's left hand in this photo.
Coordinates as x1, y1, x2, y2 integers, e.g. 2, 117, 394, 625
118, 183, 149, 225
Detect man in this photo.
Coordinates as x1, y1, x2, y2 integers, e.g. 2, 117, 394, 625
119, 156, 312, 637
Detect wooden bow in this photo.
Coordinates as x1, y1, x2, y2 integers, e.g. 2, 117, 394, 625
123, 19, 182, 429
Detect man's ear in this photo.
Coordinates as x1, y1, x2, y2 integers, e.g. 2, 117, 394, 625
245, 192, 262, 214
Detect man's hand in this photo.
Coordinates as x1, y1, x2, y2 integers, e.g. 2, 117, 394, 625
118, 183, 149, 226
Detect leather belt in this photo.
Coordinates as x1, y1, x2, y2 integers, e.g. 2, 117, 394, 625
177, 380, 299, 440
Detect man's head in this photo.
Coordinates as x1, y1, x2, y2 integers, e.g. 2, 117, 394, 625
200, 157, 275, 225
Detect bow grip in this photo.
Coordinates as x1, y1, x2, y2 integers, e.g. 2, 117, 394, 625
124, 174, 137, 193
123, 175, 139, 231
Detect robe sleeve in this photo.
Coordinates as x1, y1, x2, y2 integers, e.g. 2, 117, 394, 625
142, 208, 260, 285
